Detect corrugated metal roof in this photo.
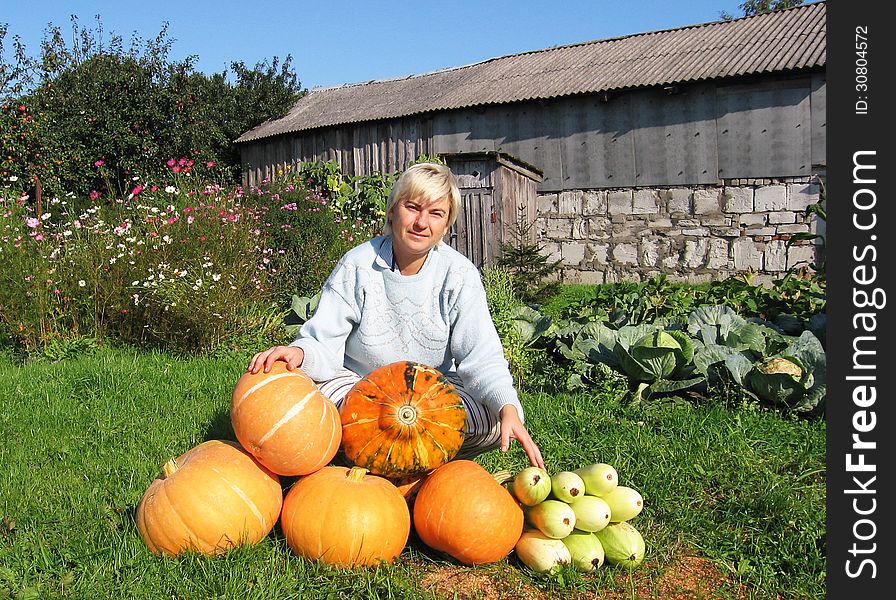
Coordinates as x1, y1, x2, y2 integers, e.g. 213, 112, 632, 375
237, 1, 825, 143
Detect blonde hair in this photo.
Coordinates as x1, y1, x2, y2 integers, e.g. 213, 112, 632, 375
383, 162, 461, 237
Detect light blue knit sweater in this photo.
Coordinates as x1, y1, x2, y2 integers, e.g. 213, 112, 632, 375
290, 235, 523, 420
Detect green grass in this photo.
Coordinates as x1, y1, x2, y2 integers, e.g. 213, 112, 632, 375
0, 347, 825, 599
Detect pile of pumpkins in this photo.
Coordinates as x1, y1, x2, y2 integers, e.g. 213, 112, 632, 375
509, 463, 646, 573
134, 360, 644, 572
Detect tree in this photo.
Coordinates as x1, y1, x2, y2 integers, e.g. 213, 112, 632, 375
720, 0, 805, 20
0, 15, 303, 198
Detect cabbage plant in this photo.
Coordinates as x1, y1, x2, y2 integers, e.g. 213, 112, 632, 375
613, 326, 704, 403
747, 356, 811, 406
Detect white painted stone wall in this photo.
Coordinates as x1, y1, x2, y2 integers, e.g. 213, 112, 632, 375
534, 176, 823, 285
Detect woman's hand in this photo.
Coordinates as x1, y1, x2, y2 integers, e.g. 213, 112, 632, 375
498, 405, 545, 469
247, 345, 305, 374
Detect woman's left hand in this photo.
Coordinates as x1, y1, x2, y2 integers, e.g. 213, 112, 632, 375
498, 405, 545, 469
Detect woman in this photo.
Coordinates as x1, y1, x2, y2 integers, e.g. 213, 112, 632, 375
247, 162, 544, 468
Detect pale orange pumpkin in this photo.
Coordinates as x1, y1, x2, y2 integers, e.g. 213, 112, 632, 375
280, 466, 411, 567
412, 459, 524, 565
135, 440, 283, 557
340, 361, 466, 478
231, 361, 341, 476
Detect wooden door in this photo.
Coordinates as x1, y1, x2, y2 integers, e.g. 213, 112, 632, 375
449, 189, 499, 267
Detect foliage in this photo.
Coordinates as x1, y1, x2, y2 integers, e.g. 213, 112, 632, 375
497, 203, 562, 304
0, 16, 302, 199
482, 266, 566, 391
0, 172, 280, 353
0, 160, 382, 355
720, 0, 805, 19
543, 270, 826, 342
250, 173, 364, 300
284, 292, 321, 339
512, 294, 826, 415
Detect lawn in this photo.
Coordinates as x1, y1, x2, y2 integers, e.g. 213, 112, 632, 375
0, 346, 825, 599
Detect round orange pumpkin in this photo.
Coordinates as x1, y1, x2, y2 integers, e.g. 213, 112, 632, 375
412, 459, 524, 565
339, 361, 466, 478
231, 361, 341, 476
280, 466, 411, 567
135, 440, 283, 557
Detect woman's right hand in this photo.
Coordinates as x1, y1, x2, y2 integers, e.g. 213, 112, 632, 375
247, 345, 305, 374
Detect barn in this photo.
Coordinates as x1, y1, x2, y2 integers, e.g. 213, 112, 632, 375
236, 2, 826, 283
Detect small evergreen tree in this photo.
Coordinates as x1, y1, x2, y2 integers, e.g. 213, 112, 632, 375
496, 203, 562, 304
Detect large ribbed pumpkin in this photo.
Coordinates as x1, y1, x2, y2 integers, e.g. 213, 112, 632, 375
280, 466, 410, 567
413, 459, 524, 565
135, 440, 283, 557
340, 361, 466, 478
231, 361, 341, 476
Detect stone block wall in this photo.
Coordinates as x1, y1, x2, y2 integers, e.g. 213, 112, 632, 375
534, 176, 824, 285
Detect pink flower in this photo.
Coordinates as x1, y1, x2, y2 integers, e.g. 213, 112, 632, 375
178, 158, 187, 166
150, 185, 158, 192
131, 185, 144, 196
166, 216, 178, 225
94, 160, 104, 167
34, 233, 44, 241
89, 190, 100, 201
206, 161, 215, 168
167, 159, 176, 167
187, 215, 195, 225
25, 217, 39, 228
183, 207, 192, 213
172, 166, 181, 173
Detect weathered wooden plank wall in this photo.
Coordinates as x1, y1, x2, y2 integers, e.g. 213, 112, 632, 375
240, 72, 825, 191
716, 79, 812, 179
241, 118, 432, 186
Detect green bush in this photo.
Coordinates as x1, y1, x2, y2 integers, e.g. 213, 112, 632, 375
0, 17, 302, 199
252, 175, 363, 300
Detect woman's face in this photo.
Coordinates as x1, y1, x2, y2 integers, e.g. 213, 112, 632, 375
389, 194, 452, 260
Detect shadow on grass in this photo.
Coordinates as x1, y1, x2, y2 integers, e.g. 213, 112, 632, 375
203, 407, 236, 441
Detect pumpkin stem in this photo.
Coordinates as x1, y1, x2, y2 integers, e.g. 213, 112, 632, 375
492, 469, 514, 485
396, 404, 418, 425
347, 466, 370, 481
161, 458, 179, 479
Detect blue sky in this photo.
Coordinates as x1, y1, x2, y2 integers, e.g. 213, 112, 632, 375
4, 1, 750, 89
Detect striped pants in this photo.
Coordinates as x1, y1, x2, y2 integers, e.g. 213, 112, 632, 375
315, 368, 502, 460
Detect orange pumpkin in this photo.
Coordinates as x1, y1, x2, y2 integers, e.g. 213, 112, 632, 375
280, 466, 411, 567
412, 459, 524, 565
135, 440, 283, 557
231, 361, 341, 476
340, 361, 466, 478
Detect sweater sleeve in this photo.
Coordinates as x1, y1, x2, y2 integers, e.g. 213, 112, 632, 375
289, 266, 359, 381
448, 269, 525, 422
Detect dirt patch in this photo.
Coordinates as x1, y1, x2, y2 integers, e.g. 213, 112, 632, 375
420, 554, 752, 600
632, 554, 752, 600
421, 564, 550, 600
